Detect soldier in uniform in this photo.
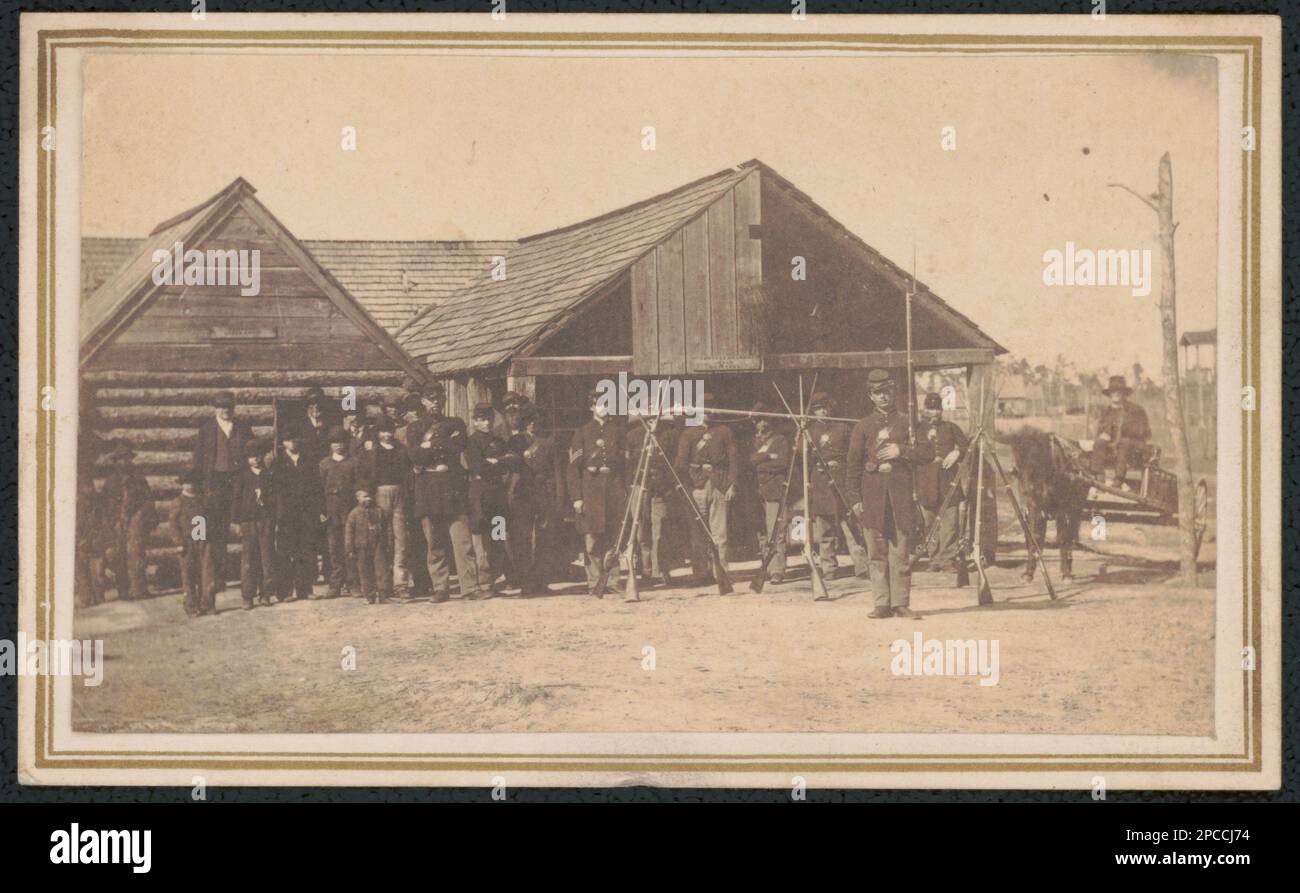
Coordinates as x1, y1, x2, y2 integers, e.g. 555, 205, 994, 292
318, 427, 359, 599
410, 412, 484, 601
1091, 375, 1151, 489
269, 427, 321, 602
805, 392, 869, 581
521, 408, 562, 594
103, 442, 155, 603
749, 403, 792, 585
231, 439, 276, 608
169, 470, 212, 617
466, 403, 507, 595
915, 392, 968, 571
847, 369, 933, 619
625, 406, 678, 587
345, 485, 393, 604
673, 395, 737, 586
567, 388, 627, 593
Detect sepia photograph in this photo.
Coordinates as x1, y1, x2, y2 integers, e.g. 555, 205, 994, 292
15, 11, 1281, 792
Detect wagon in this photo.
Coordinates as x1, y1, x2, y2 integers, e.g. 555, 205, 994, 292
1061, 438, 1211, 560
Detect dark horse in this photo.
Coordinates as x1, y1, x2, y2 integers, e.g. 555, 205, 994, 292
997, 428, 1088, 581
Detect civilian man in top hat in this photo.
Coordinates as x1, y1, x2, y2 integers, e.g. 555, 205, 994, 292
1091, 374, 1151, 490
299, 386, 332, 464
673, 393, 737, 586
269, 426, 322, 601
806, 391, 869, 581
847, 369, 934, 619
749, 402, 792, 585
915, 392, 968, 571
191, 390, 252, 595
567, 387, 627, 593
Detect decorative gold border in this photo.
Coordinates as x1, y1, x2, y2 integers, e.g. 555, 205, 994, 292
30, 26, 1264, 778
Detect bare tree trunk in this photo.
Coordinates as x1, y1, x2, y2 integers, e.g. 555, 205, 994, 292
1110, 153, 1199, 586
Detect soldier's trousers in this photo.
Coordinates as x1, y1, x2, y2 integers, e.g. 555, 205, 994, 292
504, 501, 537, 590
688, 485, 728, 577
354, 541, 392, 601
865, 505, 912, 609
530, 489, 561, 590
109, 509, 152, 601
759, 499, 788, 579
632, 496, 670, 578
814, 513, 868, 578
238, 519, 276, 604
275, 521, 316, 600
419, 514, 478, 597
374, 485, 410, 593
582, 532, 615, 590
920, 503, 961, 568
179, 543, 213, 614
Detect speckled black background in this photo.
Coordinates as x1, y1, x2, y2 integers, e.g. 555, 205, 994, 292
0, 0, 1292, 804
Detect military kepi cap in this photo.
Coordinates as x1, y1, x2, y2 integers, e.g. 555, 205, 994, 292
472, 402, 495, 420
866, 369, 895, 391
923, 392, 943, 410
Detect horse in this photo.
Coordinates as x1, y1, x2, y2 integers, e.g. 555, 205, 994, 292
996, 428, 1087, 581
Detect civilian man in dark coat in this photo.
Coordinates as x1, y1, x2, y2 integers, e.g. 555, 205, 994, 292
466, 403, 507, 595
231, 439, 276, 608
1090, 375, 1151, 489
170, 470, 212, 617
847, 369, 933, 619
749, 404, 792, 585
806, 392, 868, 580
500, 402, 538, 592
410, 427, 483, 601
915, 392, 968, 571
674, 395, 737, 586
270, 427, 321, 601
191, 390, 252, 594
567, 389, 627, 593
522, 408, 564, 594
319, 427, 359, 599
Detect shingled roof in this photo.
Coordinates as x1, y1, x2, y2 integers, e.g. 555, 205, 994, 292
81, 236, 515, 333
396, 163, 759, 375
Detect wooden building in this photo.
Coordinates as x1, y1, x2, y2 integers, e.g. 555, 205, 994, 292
396, 160, 1006, 428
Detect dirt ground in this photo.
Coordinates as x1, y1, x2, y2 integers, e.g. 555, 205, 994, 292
72, 510, 1217, 736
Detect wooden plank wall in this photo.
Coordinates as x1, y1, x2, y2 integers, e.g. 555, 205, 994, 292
631, 169, 764, 375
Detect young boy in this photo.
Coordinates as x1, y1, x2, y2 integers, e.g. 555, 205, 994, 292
345, 486, 392, 604
170, 470, 213, 617
231, 439, 276, 608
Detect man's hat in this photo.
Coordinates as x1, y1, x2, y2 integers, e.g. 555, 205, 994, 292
923, 392, 943, 411
279, 424, 301, 442
1102, 375, 1132, 396
245, 438, 268, 459
374, 417, 395, 433
177, 469, 200, 486
303, 386, 326, 405
327, 426, 349, 445
808, 391, 835, 411
472, 402, 495, 421
354, 484, 373, 496
400, 374, 423, 394
399, 394, 424, 415
518, 405, 538, 423
422, 384, 446, 403
502, 391, 530, 411
212, 390, 236, 409
866, 369, 895, 392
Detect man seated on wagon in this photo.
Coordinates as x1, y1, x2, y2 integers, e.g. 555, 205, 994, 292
1090, 375, 1151, 491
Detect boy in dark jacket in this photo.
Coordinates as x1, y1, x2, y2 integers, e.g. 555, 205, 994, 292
170, 470, 213, 617
231, 439, 276, 608
345, 486, 392, 604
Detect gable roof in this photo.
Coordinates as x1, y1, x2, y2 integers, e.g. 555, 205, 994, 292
396, 163, 760, 375
1179, 328, 1217, 347
79, 178, 431, 381
396, 160, 1005, 375
81, 237, 516, 334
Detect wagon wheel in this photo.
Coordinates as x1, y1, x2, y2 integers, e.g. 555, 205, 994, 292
1192, 479, 1210, 561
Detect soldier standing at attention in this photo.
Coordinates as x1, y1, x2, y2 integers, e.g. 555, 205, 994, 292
567, 388, 627, 594
318, 428, 359, 599
346, 486, 392, 605
749, 403, 792, 585
269, 428, 320, 602
466, 403, 507, 596
673, 395, 737, 586
915, 392, 967, 571
104, 442, 156, 604
411, 411, 484, 601
230, 439, 277, 609
170, 470, 212, 617
806, 392, 869, 581
847, 369, 933, 619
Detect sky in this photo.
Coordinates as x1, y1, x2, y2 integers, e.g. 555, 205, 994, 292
81, 51, 1221, 381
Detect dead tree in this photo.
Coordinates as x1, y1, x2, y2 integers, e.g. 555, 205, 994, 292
1109, 153, 1199, 586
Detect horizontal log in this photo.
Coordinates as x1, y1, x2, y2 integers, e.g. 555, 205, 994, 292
509, 355, 634, 376
764, 348, 995, 370
89, 343, 406, 373
90, 386, 405, 406
96, 404, 276, 424
96, 426, 275, 448
117, 315, 371, 345
84, 370, 407, 387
